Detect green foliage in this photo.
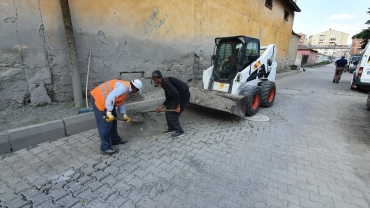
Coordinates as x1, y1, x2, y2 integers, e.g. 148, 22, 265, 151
312, 61, 331, 67
352, 8, 370, 49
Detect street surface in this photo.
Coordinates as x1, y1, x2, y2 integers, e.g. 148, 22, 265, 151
1, 65, 370, 208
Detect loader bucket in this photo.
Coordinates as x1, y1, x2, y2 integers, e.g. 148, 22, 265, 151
188, 87, 247, 118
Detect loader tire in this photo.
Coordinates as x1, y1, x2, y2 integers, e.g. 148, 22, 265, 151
260, 81, 276, 108
239, 86, 261, 116
366, 92, 370, 111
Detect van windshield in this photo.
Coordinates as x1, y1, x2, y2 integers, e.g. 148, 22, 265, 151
352, 56, 360, 62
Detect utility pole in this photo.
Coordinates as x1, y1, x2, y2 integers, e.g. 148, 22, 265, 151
59, 0, 83, 107
332, 43, 337, 60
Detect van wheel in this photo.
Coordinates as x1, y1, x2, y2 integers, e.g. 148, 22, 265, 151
350, 75, 356, 90
239, 86, 261, 116
366, 93, 370, 111
260, 81, 276, 108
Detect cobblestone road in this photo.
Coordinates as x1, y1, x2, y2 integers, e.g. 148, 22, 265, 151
1, 65, 370, 208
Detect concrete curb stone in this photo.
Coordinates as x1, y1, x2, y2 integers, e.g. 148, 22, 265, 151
8, 119, 65, 152
0, 132, 11, 155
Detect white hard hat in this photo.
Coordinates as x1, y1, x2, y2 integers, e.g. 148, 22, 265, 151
131, 79, 143, 94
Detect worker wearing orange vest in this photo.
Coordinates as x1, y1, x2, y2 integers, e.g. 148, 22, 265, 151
90, 79, 143, 155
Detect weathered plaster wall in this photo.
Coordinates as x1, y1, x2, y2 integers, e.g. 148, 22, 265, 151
287, 34, 300, 69
0, 0, 296, 109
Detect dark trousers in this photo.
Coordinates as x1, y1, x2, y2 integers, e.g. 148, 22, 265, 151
90, 96, 122, 151
333, 67, 345, 82
166, 91, 190, 133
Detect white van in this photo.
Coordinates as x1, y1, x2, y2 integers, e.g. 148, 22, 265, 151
351, 42, 370, 90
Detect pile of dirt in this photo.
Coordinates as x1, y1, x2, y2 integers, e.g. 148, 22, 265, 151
189, 87, 237, 112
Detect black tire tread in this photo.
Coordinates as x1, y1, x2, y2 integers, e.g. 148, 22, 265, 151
366, 93, 370, 111
260, 81, 276, 108
240, 86, 261, 116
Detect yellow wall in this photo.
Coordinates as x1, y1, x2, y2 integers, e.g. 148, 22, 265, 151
68, 0, 295, 63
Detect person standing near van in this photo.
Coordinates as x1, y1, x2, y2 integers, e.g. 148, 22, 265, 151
333, 56, 348, 83
151, 70, 190, 138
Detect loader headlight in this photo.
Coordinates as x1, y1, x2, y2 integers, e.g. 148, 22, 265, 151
236, 74, 242, 82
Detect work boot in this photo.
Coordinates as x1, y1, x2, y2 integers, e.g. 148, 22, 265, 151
112, 140, 128, 145
171, 131, 185, 138
163, 129, 176, 134
101, 149, 119, 155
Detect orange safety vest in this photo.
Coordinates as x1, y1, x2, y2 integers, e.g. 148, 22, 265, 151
91, 79, 130, 111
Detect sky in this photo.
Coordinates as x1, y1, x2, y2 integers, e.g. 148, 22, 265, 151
292, 0, 369, 45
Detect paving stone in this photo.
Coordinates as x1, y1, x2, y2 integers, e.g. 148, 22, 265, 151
76, 189, 98, 204
37, 200, 62, 208
55, 193, 79, 207
341, 193, 369, 208
2, 196, 31, 208
93, 184, 117, 201
309, 190, 335, 208
332, 197, 361, 208
48, 188, 69, 201
63, 182, 88, 196
84, 198, 112, 208
299, 196, 323, 208
28, 192, 53, 206
0, 192, 21, 203
85, 179, 104, 191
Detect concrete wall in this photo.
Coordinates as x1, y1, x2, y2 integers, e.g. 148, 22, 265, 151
0, 0, 298, 109
286, 33, 300, 69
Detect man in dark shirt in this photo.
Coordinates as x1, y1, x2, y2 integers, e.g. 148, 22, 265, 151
333, 56, 348, 83
152, 70, 190, 138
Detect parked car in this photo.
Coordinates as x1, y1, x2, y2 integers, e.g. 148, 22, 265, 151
351, 42, 370, 90
348, 54, 361, 73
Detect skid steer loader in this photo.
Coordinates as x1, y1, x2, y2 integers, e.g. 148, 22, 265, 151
189, 36, 277, 117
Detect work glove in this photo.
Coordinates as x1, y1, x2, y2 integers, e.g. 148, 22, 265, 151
123, 114, 130, 123
105, 111, 114, 122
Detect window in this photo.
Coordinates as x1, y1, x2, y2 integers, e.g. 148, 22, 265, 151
244, 42, 259, 67
284, 11, 289, 21
265, 0, 272, 9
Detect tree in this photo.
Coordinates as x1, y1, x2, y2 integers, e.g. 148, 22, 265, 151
352, 8, 370, 49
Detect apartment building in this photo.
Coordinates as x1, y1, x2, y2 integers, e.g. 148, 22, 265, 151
297, 33, 307, 45
350, 38, 364, 54
307, 29, 349, 46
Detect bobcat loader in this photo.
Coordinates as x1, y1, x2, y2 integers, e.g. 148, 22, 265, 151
189, 36, 277, 117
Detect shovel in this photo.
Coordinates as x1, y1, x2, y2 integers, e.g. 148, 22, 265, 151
102, 109, 176, 123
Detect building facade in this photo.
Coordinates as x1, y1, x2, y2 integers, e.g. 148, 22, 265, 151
350, 38, 364, 54
297, 33, 307, 45
307, 29, 349, 46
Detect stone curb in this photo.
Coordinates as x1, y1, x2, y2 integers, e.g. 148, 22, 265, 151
0, 98, 165, 155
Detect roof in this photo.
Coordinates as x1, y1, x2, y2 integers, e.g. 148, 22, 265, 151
292, 30, 301, 38
298, 45, 311, 50
282, 0, 301, 12
309, 45, 350, 49
298, 45, 318, 53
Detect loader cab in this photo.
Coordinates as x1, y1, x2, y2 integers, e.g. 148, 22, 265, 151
213, 36, 260, 83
